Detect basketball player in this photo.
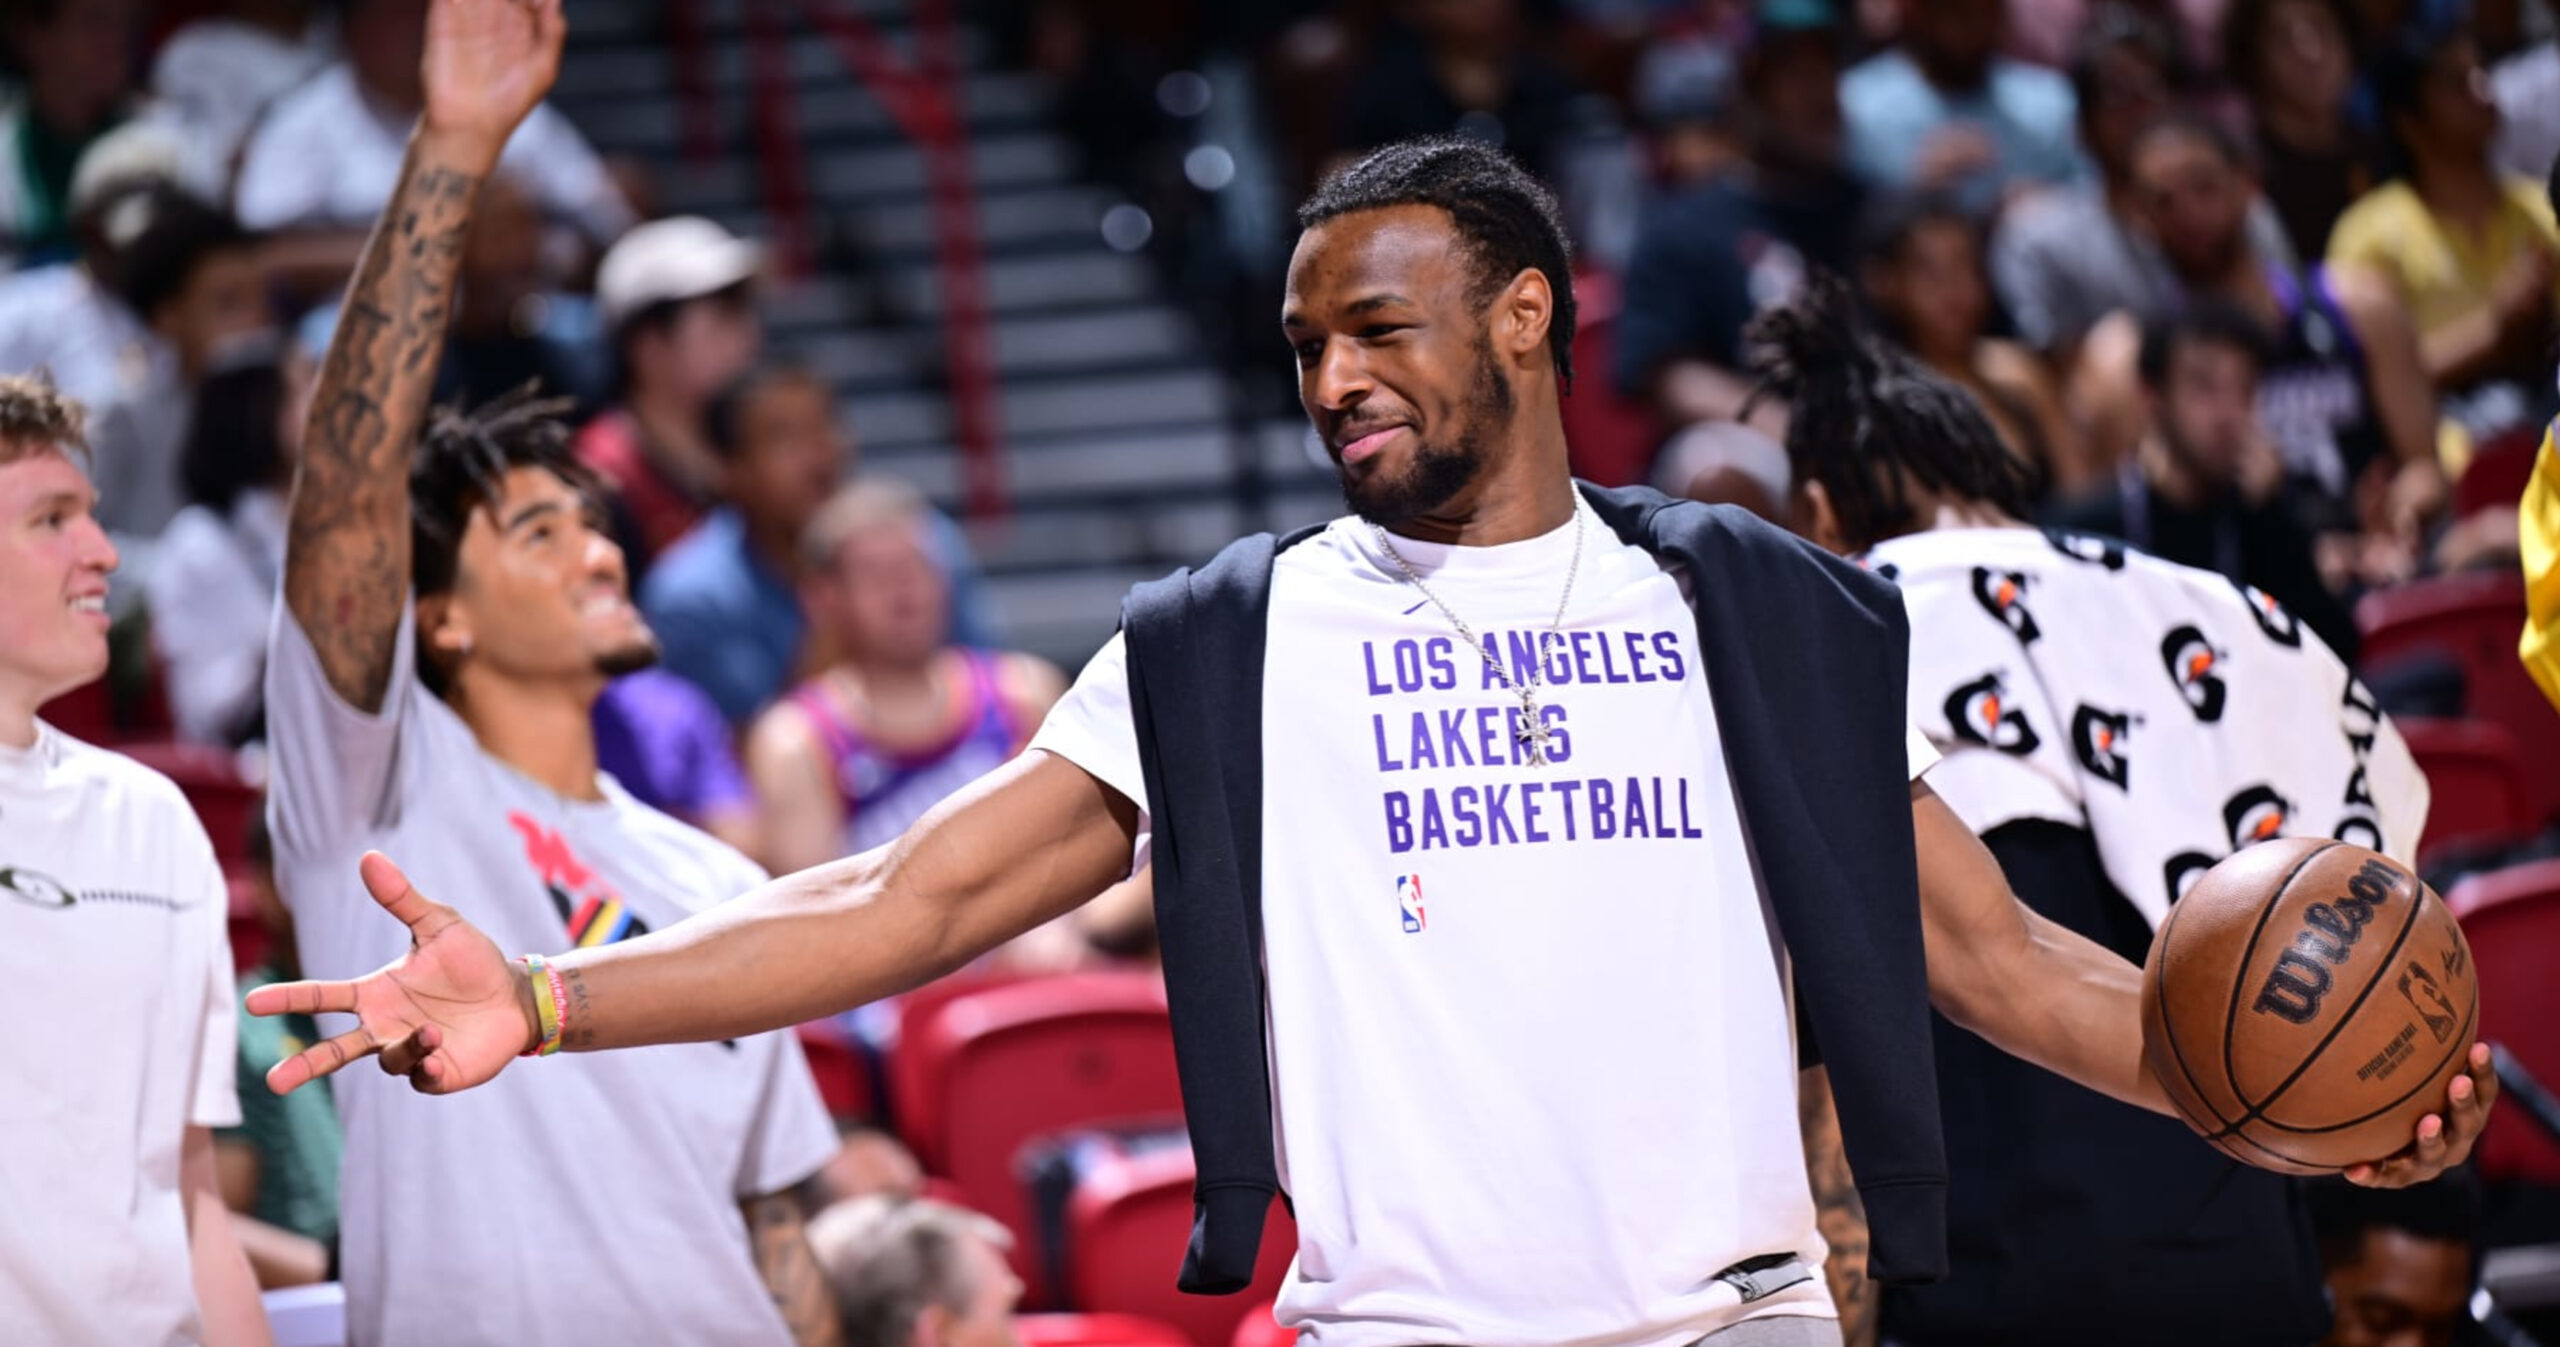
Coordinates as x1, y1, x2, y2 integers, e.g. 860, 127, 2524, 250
259, 2, 835, 1343
248, 30, 2496, 1344
1754, 276, 2428, 1346
0, 377, 268, 1343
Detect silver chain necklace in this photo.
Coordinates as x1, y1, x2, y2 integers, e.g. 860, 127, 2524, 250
1370, 506, 1585, 767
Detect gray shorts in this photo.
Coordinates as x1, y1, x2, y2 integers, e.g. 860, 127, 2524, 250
1692, 1316, 1846, 1347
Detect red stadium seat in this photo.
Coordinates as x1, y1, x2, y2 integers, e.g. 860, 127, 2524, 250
886, 970, 1027, 1150
2455, 425, 2545, 519
2448, 859, 2560, 1184
1230, 1304, 1297, 1347
38, 679, 118, 743
2394, 717, 2535, 865
1558, 267, 1663, 490
1014, 1314, 1195, 1347
795, 1021, 878, 1123
119, 741, 260, 859
1063, 1144, 1296, 1347
894, 972, 1187, 1304
2359, 571, 2560, 823
227, 872, 272, 974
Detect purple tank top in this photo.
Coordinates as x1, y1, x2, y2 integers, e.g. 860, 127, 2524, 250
789, 650, 1022, 855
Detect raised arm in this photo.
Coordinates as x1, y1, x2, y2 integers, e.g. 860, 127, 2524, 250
250, 750, 1142, 1092
281, 0, 564, 710
1911, 781, 2494, 1185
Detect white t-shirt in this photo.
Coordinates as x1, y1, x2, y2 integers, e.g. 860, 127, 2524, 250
1033, 503, 1937, 1347
265, 603, 835, 1346
233, 64, 634, 242
147, 490, 286, 745
150, 17, 336, 188
0, 723, 238, 1347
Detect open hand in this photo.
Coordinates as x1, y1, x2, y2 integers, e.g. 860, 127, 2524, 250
2343, 1042, 2500, 1187
420, 0, 566, 157
245, 852, 535, 1096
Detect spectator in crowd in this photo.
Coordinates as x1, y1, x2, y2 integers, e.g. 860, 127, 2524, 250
2075, 115, 2442, 574
2306, 1175, 2480, 1347
746, 480, 1062, 877
1615, 0, 1860, 435
576, 215, 764, 570
216, 815, 340, 1290
1341, 0, 1584, 184
2489, 35, 2560, 187
2330, 17, 2560, 412
434, 172, 607, 416
1752, 277, 2417, 1347
591, 666, 762, 856
0, 178, 270, 540
1990, 7, 2294, 363
261, 11, 836, 1342
1630, 12, 1745, 191
150, 0, 334, 197
642, 365, 1002, 726
0, 0, 138, 265
147, 350, 292, 746
2056, 302, 2363, 658
232, 0, 631, 296
1838, 0, 2084, 210
1652, 418, 1793, 522
2225, 0, 2384, 265
807, 1197, 1023, 1347
1859, 191, 2086, 492
0, 376, 268, 1344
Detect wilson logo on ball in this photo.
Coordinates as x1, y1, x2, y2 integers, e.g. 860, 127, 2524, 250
2252, 857, 2399, 1025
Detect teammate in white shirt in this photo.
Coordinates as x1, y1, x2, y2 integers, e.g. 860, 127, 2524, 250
246, 15, 2497, 1346
250, 4, 835, 1344
0, 376, 269, 1345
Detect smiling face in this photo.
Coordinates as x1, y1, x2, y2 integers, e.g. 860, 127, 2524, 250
0, 447, 118, 717
425, 466, 656, 697
1284, 204, 1526, 529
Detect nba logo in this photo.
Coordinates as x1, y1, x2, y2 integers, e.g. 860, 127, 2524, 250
1397, 875, 1426, 933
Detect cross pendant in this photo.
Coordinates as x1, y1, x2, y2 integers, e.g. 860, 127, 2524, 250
1514, 686, 1552, 766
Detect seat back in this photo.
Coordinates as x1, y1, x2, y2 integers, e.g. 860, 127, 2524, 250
2456, 425, 2546, 518
2449, 859, 2560, 1184
794, 1021, 878, 1123
1559, 267, 1664, 490
118, 740, 260, 859
1230, 1304, 1298, 1347
2394, 717, 2534, 865
1064, 1145, 1297, 1347
2359, 572, 2560, 822
1014, 1314, 1196, 1347
897, 972, 1187, 1304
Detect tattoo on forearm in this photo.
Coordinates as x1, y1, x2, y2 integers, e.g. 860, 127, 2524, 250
1801, 1069, 1877, 1347
284, 160, 482, 711
745, 1192, 841, 1347
561, 966, 595, 1050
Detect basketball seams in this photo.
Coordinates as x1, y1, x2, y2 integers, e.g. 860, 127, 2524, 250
2215, 841, 2342, 1109
2256, 973, 2477, 1135
2149, 891, 2242, 1131
2215, 871, 2424, 1131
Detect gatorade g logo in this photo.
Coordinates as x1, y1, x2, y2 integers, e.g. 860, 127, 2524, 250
2223, 784, 2293, 849
2161, 625, 2228, 722
2045, 529, 2127, 570
2072, 705, 2133, 789
1945, 673, 2041, 755
2164, 851, 2218, 906
1972, 567, 2041, 644
0, 865, 73, 909
2253, 857, 2400, 1025
2235, 581, 2303, 648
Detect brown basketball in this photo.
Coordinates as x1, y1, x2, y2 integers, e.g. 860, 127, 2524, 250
2141, 837, 2478, 1175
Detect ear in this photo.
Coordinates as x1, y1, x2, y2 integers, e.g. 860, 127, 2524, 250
1493, 266, 1553, 367
1793, 478, 1852, 556
416, 592, 473, 669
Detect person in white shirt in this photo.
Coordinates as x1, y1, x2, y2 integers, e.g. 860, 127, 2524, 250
0, 374, 269, 1344
247, 4, 837, 1343
246, 35, 2498, 1347
232, 0, 630, 296
146, 350, 293, 745
150, 0, 336, 195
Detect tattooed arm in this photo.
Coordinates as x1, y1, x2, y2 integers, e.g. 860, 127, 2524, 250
744, 1189, 842, 1347
281, 0, 565, 710
1800, 1066, 1876, 1347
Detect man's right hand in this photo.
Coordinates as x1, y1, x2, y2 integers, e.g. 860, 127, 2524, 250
247, 853, 535, 1096
420, 0, 567, 161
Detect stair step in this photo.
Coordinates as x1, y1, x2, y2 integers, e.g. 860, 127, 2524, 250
553, 28, 991, 103
650, 132, 1077, 216
861, 421, 1240, 501
957, 498, 1246, 574
566, 73, 1050, 156
567, 0, 911, 43
980, 568, 1162, 669
791, 305, 1201, 389
885, 249, 1155, 317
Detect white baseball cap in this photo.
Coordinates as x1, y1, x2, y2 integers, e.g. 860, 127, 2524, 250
596, 216, 764, 329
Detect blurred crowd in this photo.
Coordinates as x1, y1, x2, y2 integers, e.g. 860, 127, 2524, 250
2, 0, 2558, 1342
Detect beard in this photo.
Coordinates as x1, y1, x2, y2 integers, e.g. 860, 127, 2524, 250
595, 632, 662, 678
1338, 335, 1516, 529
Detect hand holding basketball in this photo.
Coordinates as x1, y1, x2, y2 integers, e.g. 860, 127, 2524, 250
2141, 838, 2497, 1187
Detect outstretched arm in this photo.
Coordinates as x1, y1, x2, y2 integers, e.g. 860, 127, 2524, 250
251, 750, 1141, 1091
1912, 782, 2494, 1185
281, 0, 564, 710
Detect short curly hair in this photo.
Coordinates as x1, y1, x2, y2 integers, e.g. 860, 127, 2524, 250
0, 374, 90, 467
1297, 136, 1579, 392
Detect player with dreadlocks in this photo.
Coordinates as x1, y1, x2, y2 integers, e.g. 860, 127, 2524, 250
1750, 276, 2433, 1347
256, 3, 837, 1344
